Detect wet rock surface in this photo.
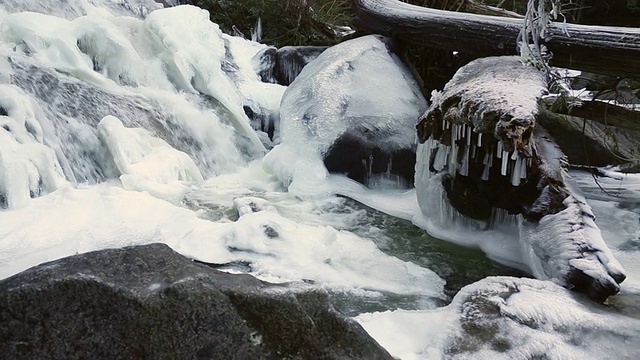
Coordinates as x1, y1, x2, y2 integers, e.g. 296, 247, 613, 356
0, 243, 392, 360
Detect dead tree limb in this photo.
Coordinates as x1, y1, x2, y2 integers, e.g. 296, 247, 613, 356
354, 0, 640, 78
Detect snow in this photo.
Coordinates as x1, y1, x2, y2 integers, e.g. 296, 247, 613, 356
0, 176, 446, 299
264, 35, 428, 195
427, 56, 547, 139
357, 277, 640, 360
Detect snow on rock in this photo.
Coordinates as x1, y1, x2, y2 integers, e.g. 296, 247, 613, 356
423, 56, 547, 147
233, 196, 277, 217
97, 115, 203, 203
414, 56, 625, 301
519, 176, 627, 300
357, 277, 640, 360
264, 35, 428, 193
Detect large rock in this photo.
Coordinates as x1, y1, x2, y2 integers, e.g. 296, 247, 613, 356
264, 35, 428, 191
415, 56, 625, 302
357, 277, 640, 359
0, 244, 392, 359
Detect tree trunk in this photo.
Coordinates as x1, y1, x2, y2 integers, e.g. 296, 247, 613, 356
354, 0, 640, 78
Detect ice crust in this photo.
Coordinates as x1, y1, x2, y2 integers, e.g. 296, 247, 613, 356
264, 35, 428, 195
98, 115, 203, 203
357, 276, 640, 360
0, 178, 446, 299
0, 0, 163, 20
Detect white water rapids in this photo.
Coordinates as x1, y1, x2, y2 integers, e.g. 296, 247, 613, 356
0, 1, 639, 359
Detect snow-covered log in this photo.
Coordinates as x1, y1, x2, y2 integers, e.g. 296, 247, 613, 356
354, 0, 640, 78
415, 56, 626, 301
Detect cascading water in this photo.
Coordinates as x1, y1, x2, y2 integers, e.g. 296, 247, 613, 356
1, 2, 639, 359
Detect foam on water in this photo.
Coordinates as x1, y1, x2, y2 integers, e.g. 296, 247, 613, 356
0, 164, 446, 303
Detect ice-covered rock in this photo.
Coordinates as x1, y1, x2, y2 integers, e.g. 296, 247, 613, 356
357, 276, 640, 360
233, 196, 277, 217
0, 85, 67, 209
264, 35, 428, 193
414, 56, 625, 301
98, 115, 203, 203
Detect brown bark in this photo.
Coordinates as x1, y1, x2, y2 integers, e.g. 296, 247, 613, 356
354, 0, 640, 78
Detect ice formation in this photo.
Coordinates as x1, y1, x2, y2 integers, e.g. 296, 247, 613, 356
357, 276, 640, 360
414, 56, 626, 301
264, 35, 428, 194
98, 115, 204, 203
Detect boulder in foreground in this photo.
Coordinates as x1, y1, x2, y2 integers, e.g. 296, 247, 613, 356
0, 243, 392, 359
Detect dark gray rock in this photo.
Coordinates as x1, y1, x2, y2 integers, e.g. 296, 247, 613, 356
254, 46, 328, 86
0, 244, 392, 360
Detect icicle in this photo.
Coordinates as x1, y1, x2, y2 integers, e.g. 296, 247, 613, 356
511, 151, 518, 160
483, 152, 490, 165
497, 141, 503, 158
521, 157, 528, 179
477, 132, 483, 147
460, 146, 470, 177
466, 126, 472, 146
481, 163, 490, 181
442, 119, 446, 130
471, 144, 477, 159
450, 143, 459, 176
512, 156, 522, 186
434, 144, 448, 171
501, 153, 508, 176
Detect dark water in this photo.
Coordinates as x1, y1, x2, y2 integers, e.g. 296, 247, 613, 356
297, 197, 528, 316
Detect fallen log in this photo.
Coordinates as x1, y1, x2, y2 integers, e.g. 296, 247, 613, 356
544, 99, 640, 132
354, 0, 640, 78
